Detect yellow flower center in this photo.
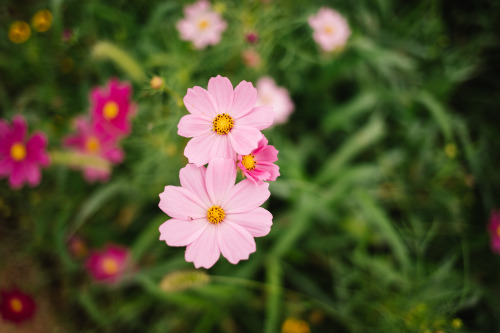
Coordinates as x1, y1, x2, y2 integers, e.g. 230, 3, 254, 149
207, 205, 225, 224
10, 298, 23, 313
323, 25, 335, 35
8, 21, 31, 44
101, 257, 119, 275
10, 142, 27, 161
241, 154, 256, 170
103, 101, 119, 120
198, 19, 210, 30
32, 9, 53, 32
212, 113, 234, 135
496, 225, 500, 238
85, 136, 100, 154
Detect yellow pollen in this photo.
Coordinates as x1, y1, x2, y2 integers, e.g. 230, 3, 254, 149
101, 257, 119, 275
10, 298, 23, 313
10, 142, 26, 161
323, 25, 335, 34
198, 19, 210, 30
496, 225, 500, 238
85, 136, 100, 154
103, 101, 119, 120
212, 113, 234, 135
207, 206, 225, 224
241, 154, 256, 170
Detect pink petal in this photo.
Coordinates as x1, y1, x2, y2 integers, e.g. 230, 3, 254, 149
218, 222, 256, 264
206, 158, 236, 206
159, 218, 208, 246
26, 133, 50, 166
185, 225, 220, 269
256, 162, 280, 181
9, 162, 27, 189
209, 135, 235, 161
223, 180, 270, 214
159, 186, 206, 220
207, 75, 234, 112
228, 126, 262, 155
228, 80, 258, 118
12, 115, 27, 142
0, 159, 13, 177
183, 86, 218, 118
179, 164, 211, 208
25, 162, 41, 186
177, 114, 212, 138
237, 106, 274, 130
184, 132, 217, 167
226, 207, 273, 237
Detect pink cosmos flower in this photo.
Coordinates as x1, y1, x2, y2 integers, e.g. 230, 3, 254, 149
0, 115, 50, 189
0, 288, 36, 324
63, 117, 124, 183
178, 75, 274, 166
90, 78, 135, 139
159, 158, 273, 269
85, 244, 131, 283
308, 7, 351, 52
237, 136, 280, 184
488, 210, 500, 254
176, 0, 227, 50
256, 77, 295, 125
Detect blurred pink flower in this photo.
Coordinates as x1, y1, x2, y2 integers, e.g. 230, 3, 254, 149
85, 244, 130, 283
90, 78, 135, 139
242, 49, 262, 68
245, 32, 258, 44
159, 158, 272, 269
488, 210, 500, 254
176, 0, 227, 50
256, 77, 294, 125
0, 115, 50, 189
237, 136, 279, 184
63, 117, 124, 183
178, 75, 274, 166
0, 288, 36, 324
308, 7, 350, 52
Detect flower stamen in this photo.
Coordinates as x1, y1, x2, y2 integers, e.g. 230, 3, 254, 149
86, 136, 100, 154
101, 257, 119, 275
103, 101, 119, 120
10, 143, 26, 161
212, 113, 234, 135
9, 298, 23, 313
241, 154, 256, 170
207, 205, 225, 224
198, 19, 210, 30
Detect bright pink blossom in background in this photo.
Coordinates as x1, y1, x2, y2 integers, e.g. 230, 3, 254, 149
0, 115, 50, 189
488, 210, 500, 254
256, 77, 295, 125
85, 244, 131, 283
178, 75, 274, 166
159, 158, 273, 269
177, 0, 227, 50
308, 7, 351, 52
0, 288, 36, 324
90, 78, 135, 139
63, 117, 124, 183
237, 136, 280, 184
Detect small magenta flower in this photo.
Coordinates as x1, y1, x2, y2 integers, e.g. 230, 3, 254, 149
85, 244, 131, 283
308, 7, 350, 52
63, 117, 124, 183
0, 289, 36, 324
237, 136, 280, 184
245, 32, 258, 44
159, 158, 273, 269
0, 115, 50, 189
176, 0, 227, 49
488, 210, 500, 254
178, 75, 274, 166
256, 77, 295, 125
90, 78, 135, 139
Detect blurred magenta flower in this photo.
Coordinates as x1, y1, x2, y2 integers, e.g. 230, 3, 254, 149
0, 289, 36, 324
237, 136, 280, 184
85, 244, 131, 283
159, 158, 272, 269
256, 76, 295, 125
90, 78, 135, 139
178, 75, 274, 166
245, 32, 258, 44
242, 49, 262, 68
177, 0, 227, 49
0, 115, 50, 189
308, 7, 350, 52
63, 117, 124, 183
488, 210, 500, 254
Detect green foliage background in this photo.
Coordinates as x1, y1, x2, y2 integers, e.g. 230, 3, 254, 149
1, 0, 499, 332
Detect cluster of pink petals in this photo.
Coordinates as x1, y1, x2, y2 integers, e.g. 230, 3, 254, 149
85, 244, 131, 283
159, 158, 272, 269
256, 77, 295, 125
237, 137, 280, 184
63, 117, 124, 183
488, 210, 500, 254
0, 115, 50, 189
308, 7, 351, 52
177, 0, 227, 50
178, 75, 274, 166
